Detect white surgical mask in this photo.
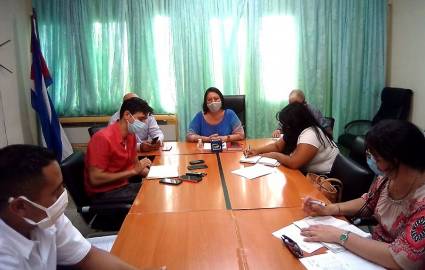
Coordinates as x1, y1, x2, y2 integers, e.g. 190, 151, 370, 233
207, 101, 222, 113
127, 114, 147, 134
9, 189, 68, 229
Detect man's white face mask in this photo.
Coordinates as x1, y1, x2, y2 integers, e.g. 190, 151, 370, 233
9, 189, 68, 229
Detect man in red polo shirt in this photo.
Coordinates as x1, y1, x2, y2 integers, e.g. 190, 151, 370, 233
84, 97, 152, 204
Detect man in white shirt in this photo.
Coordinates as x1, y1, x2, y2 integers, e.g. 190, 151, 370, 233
109, 93, 164, 152
0, 145, 137, 270
272, 89, 329, 137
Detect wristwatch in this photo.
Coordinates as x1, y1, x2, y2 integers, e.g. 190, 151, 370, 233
339, 231, 351, 246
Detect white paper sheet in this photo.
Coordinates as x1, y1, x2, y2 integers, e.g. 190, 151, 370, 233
231, 164, 276, 180
87, 235, 117, 252
146, 165, 179, 179
300, 251, 385, 270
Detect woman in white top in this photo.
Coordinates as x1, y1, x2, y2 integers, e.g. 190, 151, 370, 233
245, 103, 339, 174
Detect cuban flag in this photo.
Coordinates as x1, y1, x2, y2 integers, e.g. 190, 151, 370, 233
30, 10, 73, 161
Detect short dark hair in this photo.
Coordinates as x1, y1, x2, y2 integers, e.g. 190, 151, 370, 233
119, 97, 154, 119
0, 145, 57, 210
202, 87, 226, 114
276, 103, 334, 154
366, 120, 425, 171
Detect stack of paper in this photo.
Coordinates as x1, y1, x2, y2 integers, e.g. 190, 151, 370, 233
272, 216, 370, 253
240, 155, 280, 167
300, 251, 385, 270
146, 165, 179, 179
231, 164, 276, 180
272, 216, 383, 270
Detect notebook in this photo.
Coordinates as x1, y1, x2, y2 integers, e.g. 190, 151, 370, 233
240, 155, 280, 167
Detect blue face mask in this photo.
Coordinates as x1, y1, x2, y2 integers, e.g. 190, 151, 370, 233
367, 155, 383, 176
127, 114, 147, 134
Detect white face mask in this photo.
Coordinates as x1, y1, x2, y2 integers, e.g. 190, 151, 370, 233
9, 189, 68, 229
207, 101, 222, 113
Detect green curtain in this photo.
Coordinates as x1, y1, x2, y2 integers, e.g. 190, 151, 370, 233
33, 0, 387, 140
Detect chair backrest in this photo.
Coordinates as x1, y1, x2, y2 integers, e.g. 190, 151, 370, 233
348, 136, 368, 168
372, 87, 413, 125
329, 154, 374, 202
88, 124, 107, 137
60, 152, 90, 208
224, 95, 246, 131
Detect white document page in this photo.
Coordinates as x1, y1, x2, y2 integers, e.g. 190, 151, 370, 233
231, 164, 275, 180
239, 155, 261, 163
300, 251, 385, 270
258, 156, 280, 166
87, 235, 117, 252
294, 216, 370, 253
146, 165, 179, 179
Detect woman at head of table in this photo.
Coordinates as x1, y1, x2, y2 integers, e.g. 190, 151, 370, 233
302, 119, 425, 270
186, 87, 245, 142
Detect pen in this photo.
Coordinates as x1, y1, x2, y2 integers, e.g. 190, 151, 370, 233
244, 145, 251, 158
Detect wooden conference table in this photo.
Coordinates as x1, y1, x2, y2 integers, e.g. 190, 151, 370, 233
112, 139, 327, 269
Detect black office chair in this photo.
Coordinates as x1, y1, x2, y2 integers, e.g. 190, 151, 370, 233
60, 152, 131, 231
329, 154, 375, 202
348, 136, 368, 169
224, 95, 246, 133
88, 123, 107, 137
338, 87, 413, 151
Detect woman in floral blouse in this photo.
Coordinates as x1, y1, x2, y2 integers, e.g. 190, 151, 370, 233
302, 120, 425, 269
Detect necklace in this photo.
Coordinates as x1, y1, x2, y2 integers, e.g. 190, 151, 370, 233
387, 173, 420, 203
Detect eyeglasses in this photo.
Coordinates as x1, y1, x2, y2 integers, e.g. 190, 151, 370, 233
281, 235, 303, 258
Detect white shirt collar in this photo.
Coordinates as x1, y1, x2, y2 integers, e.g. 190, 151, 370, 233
0, 218, 35, 259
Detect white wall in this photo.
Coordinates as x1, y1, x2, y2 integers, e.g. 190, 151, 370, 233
388, 0, 425, 130
0, 0, 37, 147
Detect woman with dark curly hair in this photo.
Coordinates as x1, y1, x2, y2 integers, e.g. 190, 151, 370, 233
302, 120, 425, 269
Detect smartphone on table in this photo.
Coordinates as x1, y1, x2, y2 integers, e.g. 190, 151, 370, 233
179, 175, 202, 183
187, 164, 208, 170
189, 159, 205, 165
159, 178, 182, 185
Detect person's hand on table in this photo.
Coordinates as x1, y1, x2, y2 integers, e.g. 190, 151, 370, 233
300, 224, 344, 244
302, 196, 337, 216
272, 129, 281, 138
243, 147, 258, 157
208, 133, 220, 141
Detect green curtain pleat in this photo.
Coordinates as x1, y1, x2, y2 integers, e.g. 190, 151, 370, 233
33, 0, 387, 140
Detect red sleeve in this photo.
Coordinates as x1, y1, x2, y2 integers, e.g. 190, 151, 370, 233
389, 203, 425, 269
86, 133, 111, 170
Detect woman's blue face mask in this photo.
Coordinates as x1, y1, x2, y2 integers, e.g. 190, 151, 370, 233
366, 151, 383, 176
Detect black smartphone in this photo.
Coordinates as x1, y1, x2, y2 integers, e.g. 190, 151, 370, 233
179, 175, 202, 182
151, 137, 159, 144
187, 164, 208, 170
186, 172, 206, 177
159, 178, 182, 185
189, 159, 205, 165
